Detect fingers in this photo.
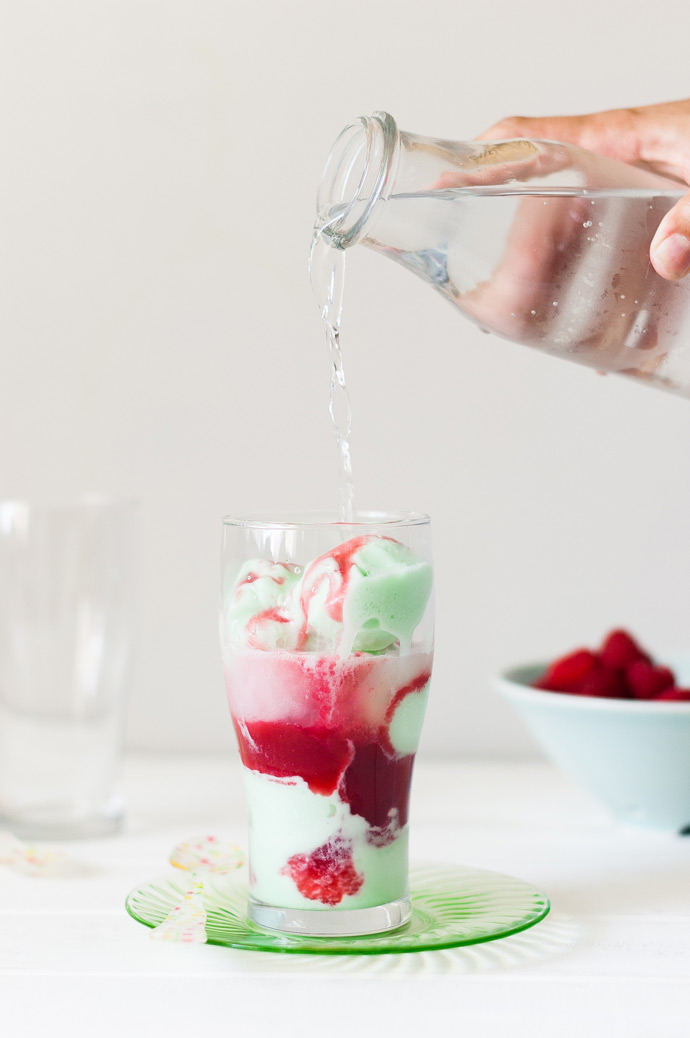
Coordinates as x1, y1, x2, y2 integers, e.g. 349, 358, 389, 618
650, 190, 690, 280
477, 110, 647, 166
477, 103, 690, 180
478, 106, 690, 279
476, 114, 590, 144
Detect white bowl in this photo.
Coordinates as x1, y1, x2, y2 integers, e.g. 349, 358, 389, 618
494, 660, 690, 832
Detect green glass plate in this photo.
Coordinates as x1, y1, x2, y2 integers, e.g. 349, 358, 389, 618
126, 863, 550, 955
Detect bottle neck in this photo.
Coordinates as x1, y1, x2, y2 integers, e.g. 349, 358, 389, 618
316, 111, 400, 249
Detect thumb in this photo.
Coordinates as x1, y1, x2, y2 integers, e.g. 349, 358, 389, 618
650, 191, 690, 280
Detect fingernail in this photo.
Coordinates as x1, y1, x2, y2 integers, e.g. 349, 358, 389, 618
651, 232, 690, 280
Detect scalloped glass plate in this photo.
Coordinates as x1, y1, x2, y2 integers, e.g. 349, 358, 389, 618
126, 863, 550, 955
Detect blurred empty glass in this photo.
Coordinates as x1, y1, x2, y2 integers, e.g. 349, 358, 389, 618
0, 496, 137, 839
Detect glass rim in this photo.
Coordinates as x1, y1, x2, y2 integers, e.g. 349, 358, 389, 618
222, 509, 430, 530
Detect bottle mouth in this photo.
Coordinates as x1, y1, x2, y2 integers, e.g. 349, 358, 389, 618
316, 111, 400, 248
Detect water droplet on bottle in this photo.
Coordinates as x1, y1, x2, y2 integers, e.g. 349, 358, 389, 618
583, 220, 593, 228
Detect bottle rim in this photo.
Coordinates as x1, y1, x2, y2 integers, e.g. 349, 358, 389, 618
316, 111, 400, 248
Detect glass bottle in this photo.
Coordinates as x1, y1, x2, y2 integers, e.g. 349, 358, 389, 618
316, 111, 690, 397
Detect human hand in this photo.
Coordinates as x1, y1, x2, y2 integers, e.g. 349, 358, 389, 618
477, 100, 690, 281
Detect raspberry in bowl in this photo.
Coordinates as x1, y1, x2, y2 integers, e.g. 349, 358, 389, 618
493, 630, 690, 831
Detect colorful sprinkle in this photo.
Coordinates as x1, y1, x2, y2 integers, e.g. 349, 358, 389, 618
150, 876, 208, 944
169, 835, 244, 874
0, 830, 68, 876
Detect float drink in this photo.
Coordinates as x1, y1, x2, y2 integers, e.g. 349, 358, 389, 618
221, 531, 433, 925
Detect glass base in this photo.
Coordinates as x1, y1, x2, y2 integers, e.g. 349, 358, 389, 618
248, 894, 412, 936
0, 805, 124, 841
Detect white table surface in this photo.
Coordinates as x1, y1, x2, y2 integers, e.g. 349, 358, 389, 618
2, 754, 689, 1037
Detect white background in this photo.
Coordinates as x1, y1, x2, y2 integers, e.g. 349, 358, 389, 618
1, 0, 689, 757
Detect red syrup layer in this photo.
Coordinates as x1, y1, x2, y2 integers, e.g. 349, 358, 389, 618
232, 667, 431, 842
233, 660, 431, 904
233, 718, 352, 797
235, 717, 415, 837
340, 741, 415, 844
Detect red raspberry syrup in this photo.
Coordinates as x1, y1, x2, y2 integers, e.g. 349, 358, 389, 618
282, 833, 364, 905
232, 666, 431, 903
233, 719, 352, 796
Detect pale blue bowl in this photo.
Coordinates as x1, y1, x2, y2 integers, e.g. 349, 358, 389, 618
494, 659, 690, 832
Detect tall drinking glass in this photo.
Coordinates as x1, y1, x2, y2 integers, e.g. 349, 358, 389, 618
220, 511, 433, 936
0, 496, 137, 839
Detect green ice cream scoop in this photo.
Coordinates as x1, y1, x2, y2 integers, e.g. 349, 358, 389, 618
343, 537, 433, 653
297, 535, 433, 654
227, 558, 301, 649
227, 535, 432, 655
